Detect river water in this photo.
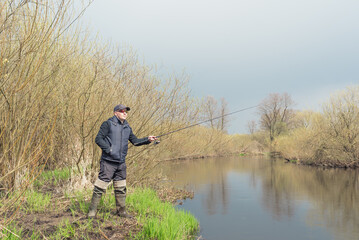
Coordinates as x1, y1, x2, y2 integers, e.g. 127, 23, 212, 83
162, 156, 359, 240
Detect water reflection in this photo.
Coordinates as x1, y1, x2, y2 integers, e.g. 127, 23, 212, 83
163, 157, 359, 240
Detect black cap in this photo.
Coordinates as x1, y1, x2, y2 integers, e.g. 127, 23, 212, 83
114, 104, 130, 112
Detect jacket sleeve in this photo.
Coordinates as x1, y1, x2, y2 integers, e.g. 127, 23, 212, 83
95, 121, 111, 153
129, 128, 151, 146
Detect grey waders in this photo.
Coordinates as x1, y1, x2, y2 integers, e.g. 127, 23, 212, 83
114, 180, 133, 218
87, 185, 106, 218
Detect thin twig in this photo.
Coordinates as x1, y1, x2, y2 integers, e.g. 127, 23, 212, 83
39, 230, 48, 240
71, 216, 82, 224
98, 227, 110, 240
0, 224, 20, 238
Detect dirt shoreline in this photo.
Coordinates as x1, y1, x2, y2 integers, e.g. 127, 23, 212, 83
3, 186, 194, 239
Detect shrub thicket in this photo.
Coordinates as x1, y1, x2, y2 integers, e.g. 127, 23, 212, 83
275, 86, 359, 168
0, 1, 243, 198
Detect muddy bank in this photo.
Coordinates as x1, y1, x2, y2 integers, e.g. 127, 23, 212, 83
15, 211, 141, 239
1, 172, 196, 239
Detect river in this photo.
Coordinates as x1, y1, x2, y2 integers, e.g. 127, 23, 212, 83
162, 156, 359, 240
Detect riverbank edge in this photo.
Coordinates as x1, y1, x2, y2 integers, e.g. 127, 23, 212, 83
162, 151, 359, 169
162, 151, 264, 161
270, 151, 359, 169
0, 170, 199, 239
283, 157, 359, 169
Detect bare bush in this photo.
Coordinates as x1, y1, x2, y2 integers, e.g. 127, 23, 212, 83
0, 0, 88, 223
0, 1, 241, 201
275, 87, 359, 168
318, 86, 359, 166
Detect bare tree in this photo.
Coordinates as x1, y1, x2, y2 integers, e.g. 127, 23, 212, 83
219, 98, 229, 133
202, 96, 229, 132
204, 96, 217, 129
258, 93, 295, 144
247, 120, 257, 134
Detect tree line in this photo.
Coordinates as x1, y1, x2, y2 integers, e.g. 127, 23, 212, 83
251, 87, 359, 168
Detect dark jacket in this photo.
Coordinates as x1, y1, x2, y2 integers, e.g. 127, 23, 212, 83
95, 116, 150, 163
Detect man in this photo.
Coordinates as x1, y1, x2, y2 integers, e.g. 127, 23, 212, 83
88, 104, 157, 218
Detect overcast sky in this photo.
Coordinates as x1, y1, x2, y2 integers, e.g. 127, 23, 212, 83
82, 0, 359, 134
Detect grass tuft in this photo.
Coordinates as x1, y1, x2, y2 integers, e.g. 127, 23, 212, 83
21, 190, 52, 213
50, 219, 76, 240
127, 188, 199, 240
34, 168, 73, 188
0, 223, 23, 240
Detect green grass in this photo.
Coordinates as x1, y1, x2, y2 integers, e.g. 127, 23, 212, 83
21, 190, 52, 213
69, 189, 92, 215
34, 167, 72, 187
1, 223, 23, 239
50, 219, 76, 240
127, 188, 199, 240
1, 223, 43, 239
4, 183, 198, 239
49, 218, 100, 240
68, 186, 116, 217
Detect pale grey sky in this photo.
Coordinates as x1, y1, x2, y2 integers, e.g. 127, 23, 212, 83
82, 0, 359, 133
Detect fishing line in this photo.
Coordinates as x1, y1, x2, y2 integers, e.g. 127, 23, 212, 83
153, 104, 259, 143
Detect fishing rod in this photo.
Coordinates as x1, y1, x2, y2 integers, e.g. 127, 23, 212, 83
152, 104, 259, 144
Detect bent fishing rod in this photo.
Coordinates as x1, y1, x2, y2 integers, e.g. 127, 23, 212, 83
148, 104, 259, 145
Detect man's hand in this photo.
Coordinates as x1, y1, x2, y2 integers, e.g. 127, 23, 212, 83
148, 136, 158, 142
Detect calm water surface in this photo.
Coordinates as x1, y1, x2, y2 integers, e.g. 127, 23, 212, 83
162, 156, 359, 240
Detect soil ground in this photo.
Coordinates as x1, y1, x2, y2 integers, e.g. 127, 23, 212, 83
2, 178, 193, 239
17, 210, 141, 239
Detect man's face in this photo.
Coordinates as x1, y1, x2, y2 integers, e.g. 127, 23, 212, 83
114, 109, 128, 121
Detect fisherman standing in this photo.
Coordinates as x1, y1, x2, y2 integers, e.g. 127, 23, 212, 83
88, 104, 157, 218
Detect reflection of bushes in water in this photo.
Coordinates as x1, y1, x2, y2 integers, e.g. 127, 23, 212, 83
165, 156, 358, 237
189, 158, 359, 236
257, 163, 359, 237
260, 164, 297, 221
162, 157, 240, 215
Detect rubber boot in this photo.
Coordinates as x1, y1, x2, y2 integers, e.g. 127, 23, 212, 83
114, 186, 133, 218
87, 186, 105, 218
